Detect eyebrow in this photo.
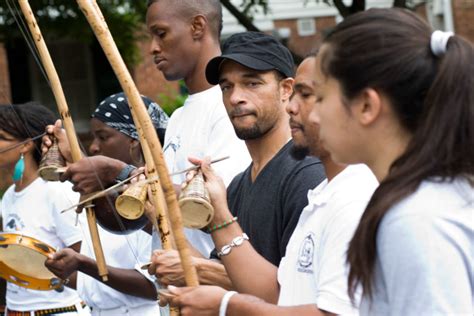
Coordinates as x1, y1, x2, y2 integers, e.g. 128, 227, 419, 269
218, 71, 266, 85
148, 24, 165, 33
294, 82, 310, 90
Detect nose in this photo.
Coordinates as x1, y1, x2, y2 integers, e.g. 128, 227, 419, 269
286, 94, 299, 116
88, 139, 100, 156
228, 86, 246, 108
149, 37, 161, 56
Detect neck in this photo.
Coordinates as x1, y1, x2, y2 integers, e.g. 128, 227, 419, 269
185, 40, 221, 94
246, 120, 291, 182
367, 129, 411, 182
320, 155, 346, 182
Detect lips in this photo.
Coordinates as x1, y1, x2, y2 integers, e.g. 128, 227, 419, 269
289, 119, 303, 130
232, 113, 252, 119
153, 56, 166, 68
230, 109, 254, 119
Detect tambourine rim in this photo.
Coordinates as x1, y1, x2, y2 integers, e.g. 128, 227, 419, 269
0, 232, 60, 290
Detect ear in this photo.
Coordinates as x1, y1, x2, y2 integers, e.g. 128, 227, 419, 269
352, 88, 382, 126
191, 15, 207, 40
130, 139, 140, 148
21, 140, 35, 155
279, 78, 295, 102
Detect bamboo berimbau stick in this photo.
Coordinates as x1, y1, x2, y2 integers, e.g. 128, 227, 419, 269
88, 0, 174, 251
18, 0, 109, 282
76, 0, 199, 287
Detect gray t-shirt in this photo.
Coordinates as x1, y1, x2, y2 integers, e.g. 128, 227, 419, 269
360, 178, 473, 315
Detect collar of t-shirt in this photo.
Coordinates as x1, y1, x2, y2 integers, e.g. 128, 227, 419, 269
11, 177, 44, 198
183, 85, 222, 107
305, 164, 376, 211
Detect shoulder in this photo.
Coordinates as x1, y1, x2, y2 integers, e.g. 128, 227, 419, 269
332, 164, 378, 200
227, 168, 249, 193
274, 142, 325, 179
383, 177, 473, 225
2, 184, 15, 200
43, 180, 80, 203
378, 178, 473, 255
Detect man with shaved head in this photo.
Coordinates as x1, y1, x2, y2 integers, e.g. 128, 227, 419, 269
145, 0, 250, 259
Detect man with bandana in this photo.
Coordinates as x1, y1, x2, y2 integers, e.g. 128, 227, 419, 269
44, 92, 167, 315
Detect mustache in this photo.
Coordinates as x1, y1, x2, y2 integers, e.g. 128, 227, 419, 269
289, 118, 304, 131
229, 107, 255, 118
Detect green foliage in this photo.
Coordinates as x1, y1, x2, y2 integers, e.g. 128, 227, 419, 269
0, 0, 148, 65
157, 81, 188, 116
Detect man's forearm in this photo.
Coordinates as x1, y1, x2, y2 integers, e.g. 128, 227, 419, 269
196, 258, 233, 290
227, 295, 331, 316
211, 219, 280, 303
78, 255, 157, 300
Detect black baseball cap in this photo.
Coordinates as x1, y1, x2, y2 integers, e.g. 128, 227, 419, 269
206, 31, 295, 85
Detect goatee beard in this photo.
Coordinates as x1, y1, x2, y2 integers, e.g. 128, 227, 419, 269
290, 144, 310, 160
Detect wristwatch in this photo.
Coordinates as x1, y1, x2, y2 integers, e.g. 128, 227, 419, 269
115, 164, 137, 183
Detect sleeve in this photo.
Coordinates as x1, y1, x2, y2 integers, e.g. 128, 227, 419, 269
51, 182, 83, 247
279, 162, 325, 257
376, 213, 473, 315
207, 115, 249, 187
315, 201, 364, 315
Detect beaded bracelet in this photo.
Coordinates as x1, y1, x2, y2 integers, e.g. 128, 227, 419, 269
208, 216, 238, 233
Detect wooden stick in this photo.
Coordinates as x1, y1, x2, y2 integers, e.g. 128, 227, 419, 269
89, 0, 174, 251
62, 156, 230, 213
18, 0, 109, 282
77, 0, 198, 286
61, 172, 143, 213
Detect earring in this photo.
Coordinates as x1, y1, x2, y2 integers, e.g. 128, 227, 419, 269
13, 153, 25, 182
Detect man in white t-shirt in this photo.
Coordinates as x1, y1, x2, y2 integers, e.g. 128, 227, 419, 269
145, 0, 250, 257
159, 55, 378, 315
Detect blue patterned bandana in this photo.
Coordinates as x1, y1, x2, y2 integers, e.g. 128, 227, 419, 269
92, 92, 168, 143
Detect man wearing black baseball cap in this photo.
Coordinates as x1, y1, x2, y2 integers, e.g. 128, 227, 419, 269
205, 31, 295, 85
150, 31, 325, 296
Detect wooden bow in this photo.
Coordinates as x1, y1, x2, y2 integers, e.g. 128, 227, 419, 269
18, 0, 108, 281
76, 0, 199, 287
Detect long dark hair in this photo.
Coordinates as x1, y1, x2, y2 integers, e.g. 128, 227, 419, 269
319, 8, 474, 300
0, 102, 57, 164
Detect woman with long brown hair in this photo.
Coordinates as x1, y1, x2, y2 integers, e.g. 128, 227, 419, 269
313, 8, 473, 315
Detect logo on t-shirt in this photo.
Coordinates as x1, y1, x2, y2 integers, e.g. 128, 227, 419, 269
297, 233, 314, 273
164, 135, 181, 155
4, 214, 24, 231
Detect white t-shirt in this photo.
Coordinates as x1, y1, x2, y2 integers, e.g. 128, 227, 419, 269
360, 177, 473, 316
157, 85, 251, 257
1, 178, 83, 311
278, 164, 378, 315
77, 218, 159, 314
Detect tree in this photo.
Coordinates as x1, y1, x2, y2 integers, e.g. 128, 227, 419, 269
0, 0, 148, 65
0, 0, 420, 65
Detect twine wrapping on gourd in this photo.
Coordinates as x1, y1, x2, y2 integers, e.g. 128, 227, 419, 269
178, 170, 214, 229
